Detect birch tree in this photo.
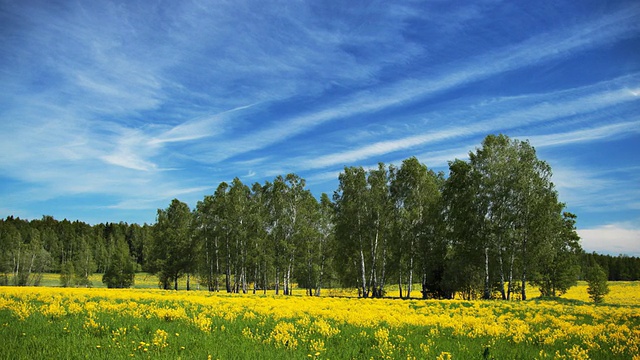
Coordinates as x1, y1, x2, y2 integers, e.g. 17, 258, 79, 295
263, 174, 308, 295
293, 191, 322, 296
193, 192, 220, 292
367, 163, 393, 298
391, 157, 442, 298
0, 223, 51, 286
334, 166, 370, 297
151, 199, 192, 290
468, 134, 567, 300
248, 182, 270, 294
442, 159, 485, 299
510, 138, 559, 300
74, 235, 96, 287
315, 193, 334, 296
227, 178, 251, 293
533, 211, 582, 297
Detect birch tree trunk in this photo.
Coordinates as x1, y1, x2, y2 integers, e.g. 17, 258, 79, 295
507, 252, 515, 300
498, 248, 506, 300
225, 260, 231, 293
359, 246, 367, 298
483, 246, 491, 299
284, 261, 291, 296
379, 245, 387, 297
521, 233, 528, 300
407, 250, 414, 298
215, 237, 220, 292
315, 252, 325, 297
14, 246, 20, 284
370, 227, 379, 297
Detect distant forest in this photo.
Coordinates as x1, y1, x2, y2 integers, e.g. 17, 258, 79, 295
1, 135, 638, 298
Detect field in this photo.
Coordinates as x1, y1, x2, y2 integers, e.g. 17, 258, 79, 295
1, 281, 639, 359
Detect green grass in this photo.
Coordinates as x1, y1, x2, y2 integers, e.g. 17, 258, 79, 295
1, 282, 639, 359
0, 309, 579, 360
38, 272, 169, 289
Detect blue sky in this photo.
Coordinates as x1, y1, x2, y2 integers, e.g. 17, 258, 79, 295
1, 1, 639, 255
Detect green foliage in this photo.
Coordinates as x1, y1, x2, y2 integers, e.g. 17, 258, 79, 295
333, 166, 369, 292
6, 134, 638, 301
583, 252, 640, 281
150, 199, 192, 290
0, 217, 152, 288
0, 221, 51, 286
102, 237, 135, 289
60, 261, 75, 287
74, 236, 97, 287
390, 157, 444, 299
334, 164, 397, 298
532, 212, 582, 297
585, 263, 610, 304
445, 134, 574, 300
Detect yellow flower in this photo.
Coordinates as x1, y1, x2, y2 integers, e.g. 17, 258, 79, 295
152, 329, 169, 349
269, 322, 298, 349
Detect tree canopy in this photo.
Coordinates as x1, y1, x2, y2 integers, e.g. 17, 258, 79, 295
3, 134, 636, 299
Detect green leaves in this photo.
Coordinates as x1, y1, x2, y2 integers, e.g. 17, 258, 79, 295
151, 199, 192, 290
444, 134, 581, 299
586, 263, 610, 304
102, 235, 135, 288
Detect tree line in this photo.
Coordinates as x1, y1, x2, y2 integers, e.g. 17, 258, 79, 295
0, 217, 148, 287
0, 134, 636, 298
584, 252, 640, 281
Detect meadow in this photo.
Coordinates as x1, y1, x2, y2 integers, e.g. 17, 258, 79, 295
1, 280, 638, 359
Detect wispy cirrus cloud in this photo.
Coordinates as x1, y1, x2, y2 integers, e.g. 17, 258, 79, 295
148, 103, 259, 145
281, 77, 639, 171
104, 184, 213, 211
100, 128, 159, 172
523, 120, 640, 148
1, 0, 638, 233
189, 7, 640, 163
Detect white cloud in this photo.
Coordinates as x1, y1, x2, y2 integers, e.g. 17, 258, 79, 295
287, 80, 638, 171
1, 1, 639, 230
414, 147, 472, 169
194, 9, 640, 164
100, 153, 156, 172
550, 162, 640, 213
305, 170, 343, 185
523, 120, 640, 148
149, 103, 259, 145
578, 223, 640, 257
301, 128, 464, 170
105, 185, 213, 211
97, 126, 159, 171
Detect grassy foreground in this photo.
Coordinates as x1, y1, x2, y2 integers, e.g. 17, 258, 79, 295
1, 282, 639, 359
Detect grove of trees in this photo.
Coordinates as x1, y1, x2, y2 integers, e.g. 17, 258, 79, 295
583, 252, 640, 281
0, 218, 147, 288
1, 134, 638, 298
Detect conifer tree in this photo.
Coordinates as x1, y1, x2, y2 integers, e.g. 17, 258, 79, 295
586, 263, 610, 304
102, 236, 135, 288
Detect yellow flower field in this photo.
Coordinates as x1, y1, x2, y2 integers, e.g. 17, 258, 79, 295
0, 282, 638, 359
